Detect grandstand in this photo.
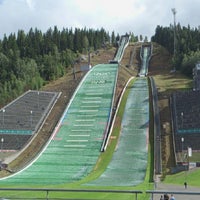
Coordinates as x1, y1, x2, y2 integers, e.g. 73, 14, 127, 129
171, 90, 200, 153
0, 90, 59, 150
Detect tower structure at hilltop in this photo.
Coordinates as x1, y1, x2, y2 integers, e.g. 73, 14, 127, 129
171, 8, 177, 54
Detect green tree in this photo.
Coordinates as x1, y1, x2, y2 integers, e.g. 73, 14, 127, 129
17, 30, 27, 57
0, 26, 119, 105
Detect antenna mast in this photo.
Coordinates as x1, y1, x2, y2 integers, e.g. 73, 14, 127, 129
171, 8, 177, 57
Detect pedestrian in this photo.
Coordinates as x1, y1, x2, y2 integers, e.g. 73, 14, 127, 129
160, 195, 164, 200
184, 181, 187, 189
164, 193, 169, 200
170, 194, 175, 200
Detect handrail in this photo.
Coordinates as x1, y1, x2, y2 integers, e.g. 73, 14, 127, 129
146, 190, 200, 195
146, 190, 200, 200
100, 63, 119, 152
0, 188, 143, 200
102, 77, 135, 151
1, 188, 200, 199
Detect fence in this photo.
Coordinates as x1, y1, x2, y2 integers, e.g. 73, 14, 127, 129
1, 188, 200, 200
146, 190, 200, 200
0, 188, 143, 200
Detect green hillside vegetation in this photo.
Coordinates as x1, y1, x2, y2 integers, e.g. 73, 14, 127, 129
152, 24, 200, 77
164, 168, 200, 187
0, 27, 120, 106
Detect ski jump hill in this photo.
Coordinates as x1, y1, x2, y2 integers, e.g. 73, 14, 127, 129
0, 36, 153, 188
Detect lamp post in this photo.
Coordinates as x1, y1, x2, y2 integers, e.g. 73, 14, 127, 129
37, 91, 40, 109
30, 110, 33, 128
2, 109, 5, 127
181, 137, 184, 162
181, 112, 184, 129
188, 147, 192, 171
171, 8, 177, 56
88, 47, 91, 67
171, 8, 177, 72
73, 61, 76, 80
1, 137, 4, 162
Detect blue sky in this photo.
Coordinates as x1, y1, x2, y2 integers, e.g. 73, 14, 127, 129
0, 0, 199, 39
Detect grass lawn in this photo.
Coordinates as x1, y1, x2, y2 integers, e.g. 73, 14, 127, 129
153, 70, 193, 94
164, 168, 200, 187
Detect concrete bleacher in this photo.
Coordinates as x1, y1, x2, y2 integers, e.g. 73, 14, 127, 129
0, 90, 59, 150
174, 133, 200, 152
172, 90, 200, 152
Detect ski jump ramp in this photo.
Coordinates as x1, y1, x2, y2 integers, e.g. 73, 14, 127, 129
0, 63, 118, 186
87, 78, 149, 186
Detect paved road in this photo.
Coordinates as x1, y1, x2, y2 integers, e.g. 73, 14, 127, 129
152, 180, 200, 200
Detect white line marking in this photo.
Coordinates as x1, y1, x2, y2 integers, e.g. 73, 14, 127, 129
67, 140, 88, 142
81, 105, 99, 108
74, 124, 93, 127
76, 119, 95, 122
64, 145, 86, 148
69, 135, 90, 137
79, 110, 98, 112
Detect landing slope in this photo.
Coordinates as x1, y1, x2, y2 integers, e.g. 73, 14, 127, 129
87, 78, 149, 186
0, 63, 118, 185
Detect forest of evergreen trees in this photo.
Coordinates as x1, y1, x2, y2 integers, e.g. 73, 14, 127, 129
0, 26, 120, 105
151, 23, 200, 77
3, 22, 199, 106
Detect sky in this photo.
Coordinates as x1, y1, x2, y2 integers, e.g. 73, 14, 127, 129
0, 0, 200, 39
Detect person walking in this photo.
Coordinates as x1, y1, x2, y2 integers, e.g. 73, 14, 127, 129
170, 194, 175, 200
184, 181, 187, 189
160, 195, 164, 200
164, 193, 169, 200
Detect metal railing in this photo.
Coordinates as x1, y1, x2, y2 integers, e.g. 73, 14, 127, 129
0, 188, 143, 200
146, 190, 200, 200
1, 188, 200, 200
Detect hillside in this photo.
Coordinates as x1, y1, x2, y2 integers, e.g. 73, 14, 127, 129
150, 43, 192, 174
0, 42, 192, 178
0, 46, 120, 176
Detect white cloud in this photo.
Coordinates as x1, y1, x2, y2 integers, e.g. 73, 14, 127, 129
26, 0, 35, 10
0, 0, 200, 39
